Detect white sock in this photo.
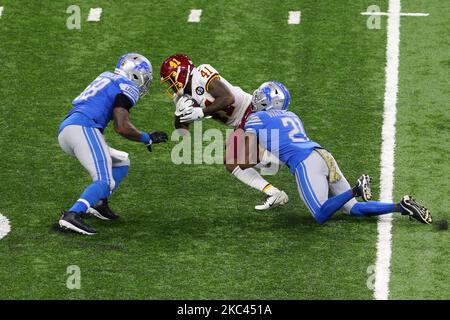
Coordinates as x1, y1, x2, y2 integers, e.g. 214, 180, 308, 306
232, 167, 279, 195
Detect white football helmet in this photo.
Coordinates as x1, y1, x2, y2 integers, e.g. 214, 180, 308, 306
115, 53, 153, 97
251, 81, 291, 111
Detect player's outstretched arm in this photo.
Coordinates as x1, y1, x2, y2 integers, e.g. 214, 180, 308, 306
203, 78, 235, 116
113, 107, 168, 152
113, 107, 144, 141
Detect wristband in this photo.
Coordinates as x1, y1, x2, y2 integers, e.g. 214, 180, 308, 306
139, 132, 151, 144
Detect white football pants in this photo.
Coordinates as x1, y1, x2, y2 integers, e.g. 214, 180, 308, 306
58, 125, 130, 191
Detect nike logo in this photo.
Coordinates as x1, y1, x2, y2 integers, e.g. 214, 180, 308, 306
268, 194, 282, 207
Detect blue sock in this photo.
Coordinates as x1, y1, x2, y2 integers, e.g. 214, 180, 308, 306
69, 180, 110, 214
350, 201, 397, 217
112, 166, 129, 192
315, 190, 354, 224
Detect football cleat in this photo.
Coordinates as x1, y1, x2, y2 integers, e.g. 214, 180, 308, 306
87, 198, 119, 221
353, 174, 372, 201
255, 191, 289, 211
59, 212, 97, 235
399, 195, 433, 224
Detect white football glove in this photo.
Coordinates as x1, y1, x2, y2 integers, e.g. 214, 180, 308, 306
174, 95, 195, 117
180, 106, 204, 123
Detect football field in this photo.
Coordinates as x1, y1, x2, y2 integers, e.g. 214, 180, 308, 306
0, 0, 448, 299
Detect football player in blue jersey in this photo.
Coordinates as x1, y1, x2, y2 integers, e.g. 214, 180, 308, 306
58, 53, 168, 235
237, 81, 432, 224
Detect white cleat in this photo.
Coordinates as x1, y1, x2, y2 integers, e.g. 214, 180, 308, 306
255, 191, 289, 211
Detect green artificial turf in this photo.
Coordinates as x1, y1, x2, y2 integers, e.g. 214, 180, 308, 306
389, 0, 450, 299
0, 0, 446, 299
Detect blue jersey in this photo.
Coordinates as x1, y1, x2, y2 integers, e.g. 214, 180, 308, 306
59, 71, 140, 133
244, 110, 320, 173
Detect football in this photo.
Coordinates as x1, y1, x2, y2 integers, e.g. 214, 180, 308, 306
174, 94, 199, 116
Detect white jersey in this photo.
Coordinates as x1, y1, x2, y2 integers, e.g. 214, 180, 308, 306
187, 64, 252, 127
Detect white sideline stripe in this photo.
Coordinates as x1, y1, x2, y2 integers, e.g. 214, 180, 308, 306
288, 11, 301, 24
188, 9, 202, 23
87, 8, 102, 22
361, 12, 429, 17
374, 0, 401, 300
0, 213, 11, 240
0, 6, 4, 18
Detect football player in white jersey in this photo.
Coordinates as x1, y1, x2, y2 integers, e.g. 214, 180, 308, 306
160, 54, 288, 210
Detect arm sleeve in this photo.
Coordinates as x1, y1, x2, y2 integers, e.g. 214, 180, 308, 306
114, 93, 134, 111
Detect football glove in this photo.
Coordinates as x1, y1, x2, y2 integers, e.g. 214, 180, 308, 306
146, 131, 168, 152
175, 95, 195, 117
180, 106, 204, 123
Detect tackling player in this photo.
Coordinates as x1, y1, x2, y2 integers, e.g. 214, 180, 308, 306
58, 53, 168, 235
160, 54, 288, 210
237, 81, 432, 224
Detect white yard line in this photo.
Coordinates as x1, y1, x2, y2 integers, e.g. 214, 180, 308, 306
288, 11, 301, 24
87, 8, 102, 22
0, 6, 4, 18
188, 9, 202, 23
374, 0, 401, 301
0, 213, 11, 240
398, 13, 429, 16
361, 12, 429, 17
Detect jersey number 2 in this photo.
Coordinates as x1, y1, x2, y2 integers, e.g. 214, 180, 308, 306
75, 78, 111, 102
281, 117, 308, 142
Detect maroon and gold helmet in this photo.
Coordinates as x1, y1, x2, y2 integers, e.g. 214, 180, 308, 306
160, 54, 195, 99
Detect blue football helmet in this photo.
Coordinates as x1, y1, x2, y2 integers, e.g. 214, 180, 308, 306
251, 81, 290, 111
114, 53, 153, 97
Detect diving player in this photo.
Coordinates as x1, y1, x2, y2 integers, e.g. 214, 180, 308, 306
160, 54, 288, 210
58, 53, 168, 235
238, 81, 432, 224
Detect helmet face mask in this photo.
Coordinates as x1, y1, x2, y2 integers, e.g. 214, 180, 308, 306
138, 72, 152, 98
161, 69, 184, 98
251, 81, 291, 112
160, 54, 194, 99
115, 53, 154, 98
251, 89, 269, 111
